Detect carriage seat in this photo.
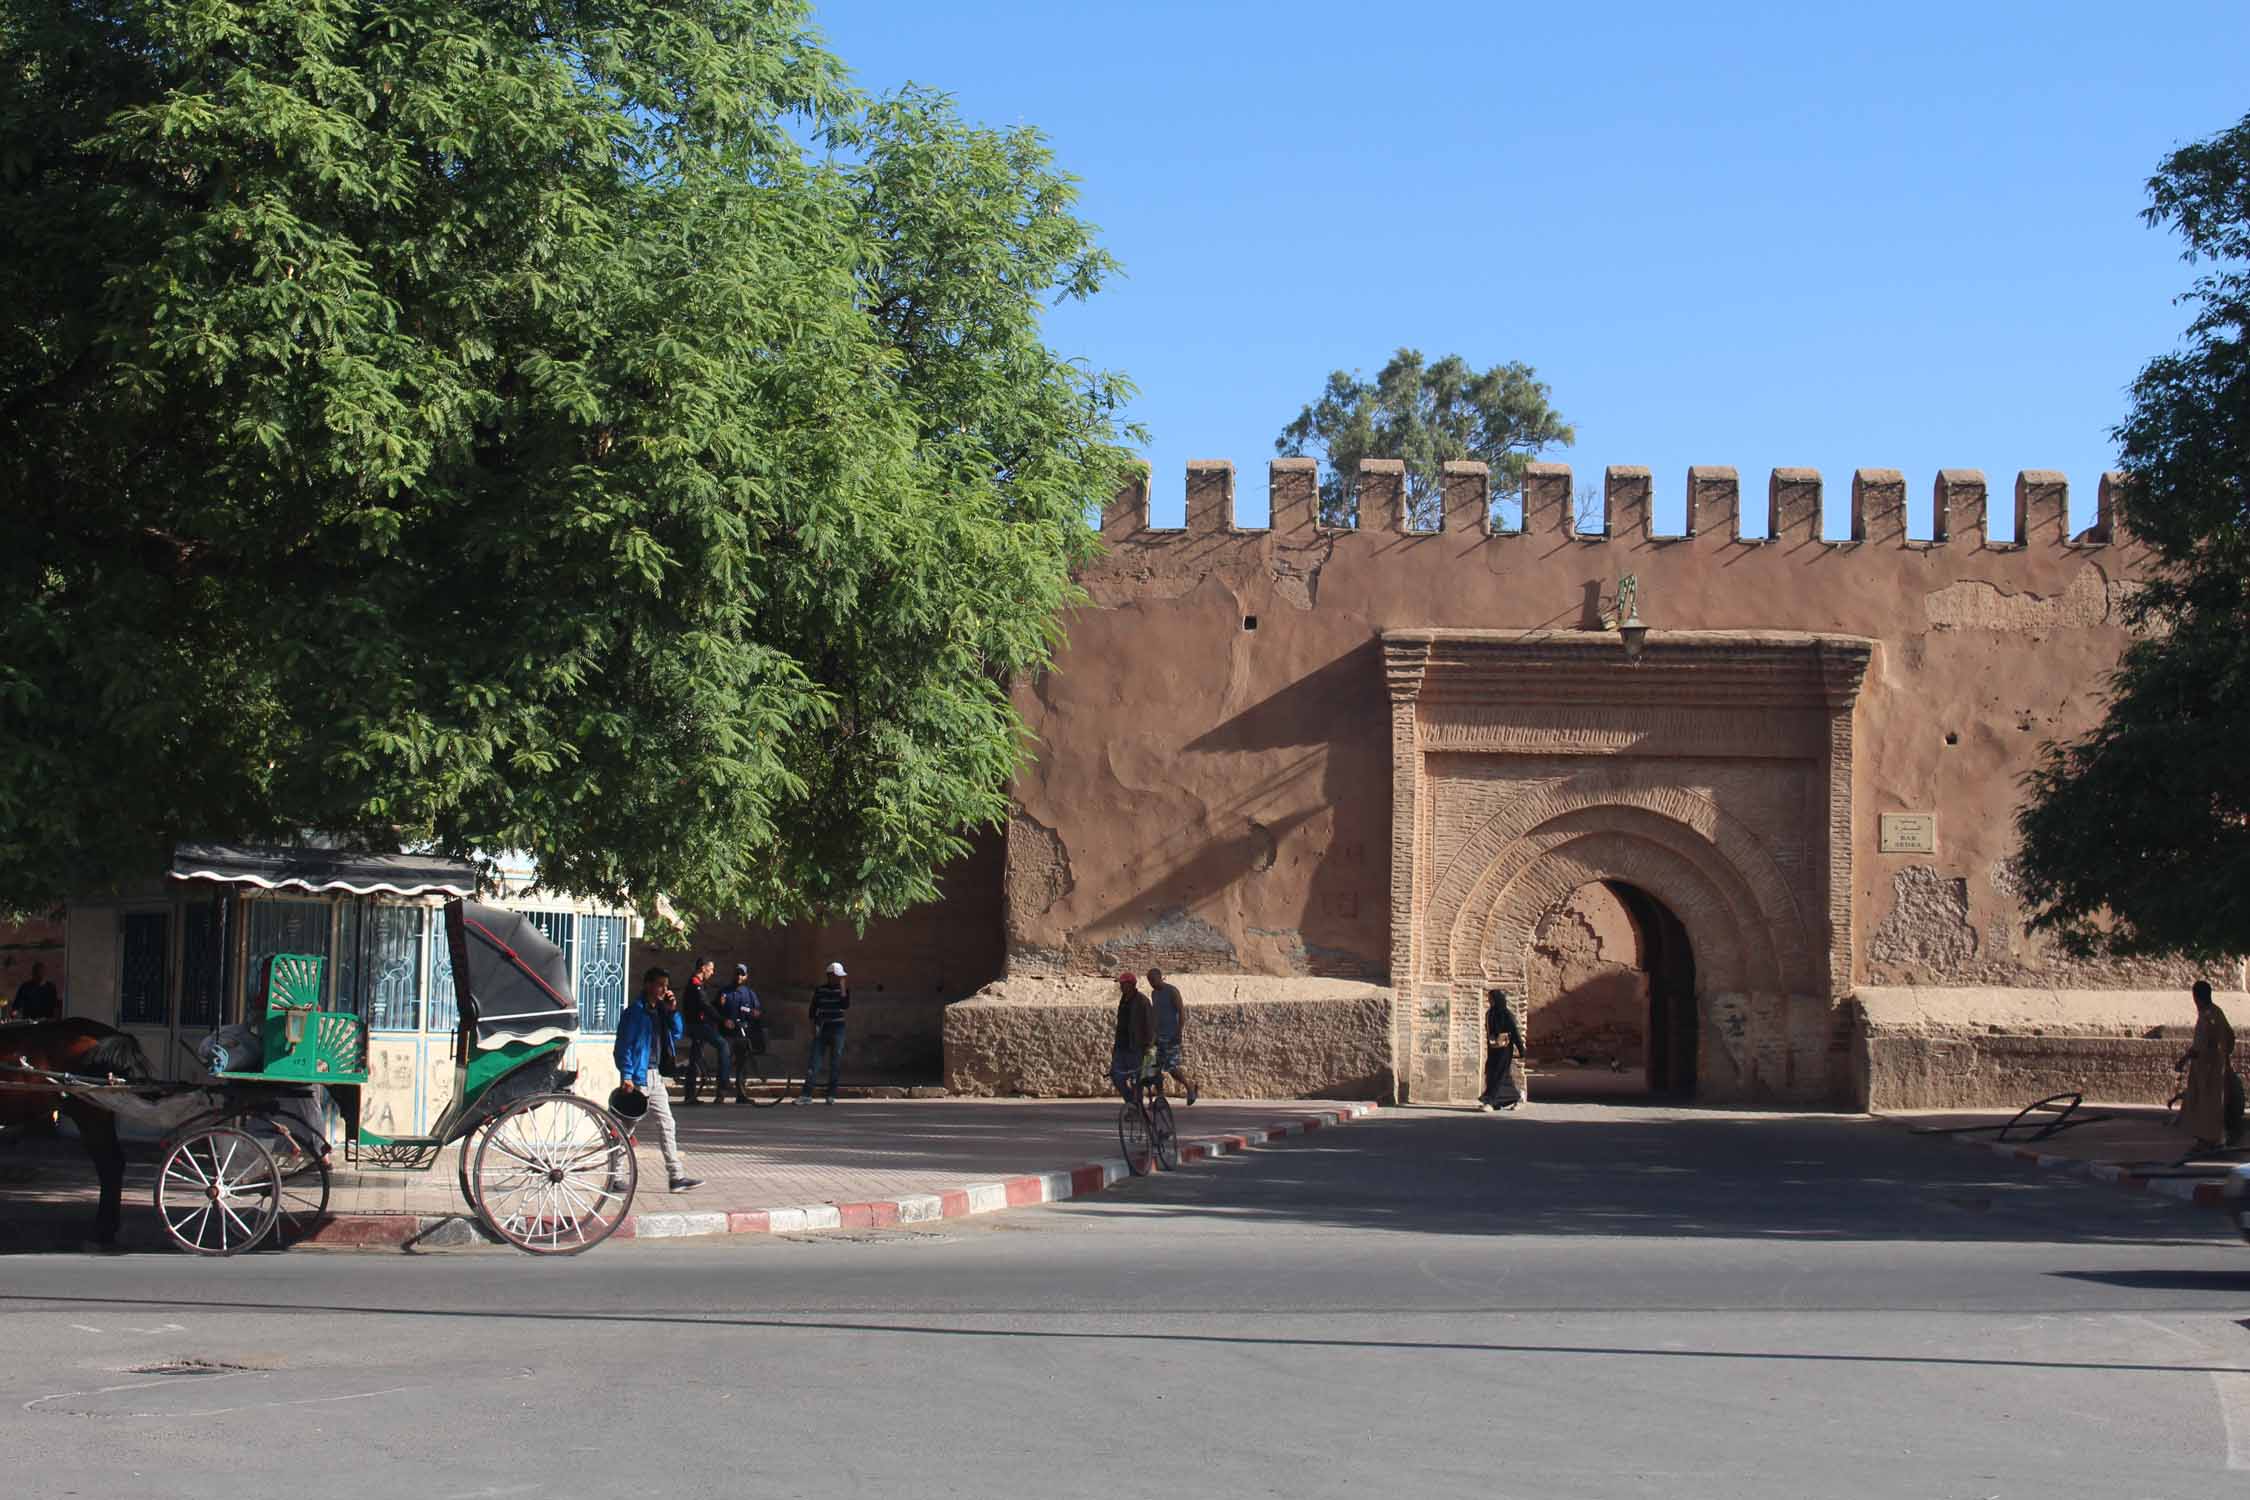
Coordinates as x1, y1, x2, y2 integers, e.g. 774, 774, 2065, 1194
218, 952, 369, 1084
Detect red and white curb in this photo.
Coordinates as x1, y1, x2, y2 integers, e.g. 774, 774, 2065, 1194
304, 1101, 1379, 1248
1895, 1120, 2240, 1210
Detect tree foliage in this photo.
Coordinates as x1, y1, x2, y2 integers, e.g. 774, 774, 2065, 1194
2015, 112, 2250, 961
0, 0, 1137, 928
1274, 349, 1573, 529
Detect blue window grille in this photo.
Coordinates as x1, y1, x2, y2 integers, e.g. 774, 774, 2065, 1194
246, 899, 332, 1010
524, 911, 575, 976
119, 912, 170, 1026
576, 915, 627, 1034
365, 905, 425, 1032
180, 904, 223, 1029
428, 916, 458, 1034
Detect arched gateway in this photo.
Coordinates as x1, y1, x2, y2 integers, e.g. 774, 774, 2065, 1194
1383, 629, 1873, 1106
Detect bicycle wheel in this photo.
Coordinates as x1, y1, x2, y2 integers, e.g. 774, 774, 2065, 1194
736, 1045, 784, 1107
1149, 1093, 1180, 1171
1117, 1098, 1154, 1177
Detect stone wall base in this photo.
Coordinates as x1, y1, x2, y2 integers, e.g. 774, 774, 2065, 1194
944, 975, 1394, 1100
1852, 985, 2248, 1111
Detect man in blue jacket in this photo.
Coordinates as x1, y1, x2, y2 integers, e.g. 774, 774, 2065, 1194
615, 966, 701, 1192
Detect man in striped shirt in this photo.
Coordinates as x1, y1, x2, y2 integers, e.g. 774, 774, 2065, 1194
797, 962, 851, 1105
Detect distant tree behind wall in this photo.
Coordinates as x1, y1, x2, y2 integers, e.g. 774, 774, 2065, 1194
2014, 111, 2250, 962
1274, 349, 1574, 530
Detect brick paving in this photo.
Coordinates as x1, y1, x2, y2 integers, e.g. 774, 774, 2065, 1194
1, 1095, 1370, 1246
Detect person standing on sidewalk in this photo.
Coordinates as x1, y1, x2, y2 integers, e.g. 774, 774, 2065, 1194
9, 961, 59, 1020
1479, 988, 1526, 1112
678, 956, 732, 1105
2177, 980, 2238, 1150
1145, 967, 1198, 1105
1109, 972, 1155, 1104
615, 966, 701, 1192
798, 962, 850, 1105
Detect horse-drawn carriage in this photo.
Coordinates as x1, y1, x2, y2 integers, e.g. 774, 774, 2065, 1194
1, 900, 637, 1256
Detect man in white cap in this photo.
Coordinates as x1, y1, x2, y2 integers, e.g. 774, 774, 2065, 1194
798, 961, 851, 1105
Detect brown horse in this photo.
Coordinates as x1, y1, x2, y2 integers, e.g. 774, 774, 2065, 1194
0, 1020, 152, 1246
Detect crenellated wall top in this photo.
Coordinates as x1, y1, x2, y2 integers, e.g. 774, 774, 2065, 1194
1101, 459, 2127, 550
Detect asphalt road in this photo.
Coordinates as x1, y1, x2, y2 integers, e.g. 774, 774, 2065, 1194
4, 1104, 2247, 1500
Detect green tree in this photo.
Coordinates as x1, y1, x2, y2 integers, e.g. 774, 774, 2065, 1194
0, 0, 1137, 929
1274, 349, 1573, 530
2014, 112, 2250, 961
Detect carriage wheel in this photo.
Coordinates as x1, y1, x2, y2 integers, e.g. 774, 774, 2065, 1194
217, 1112, 332, 1246
466, 1093, 637, 1255
157, 1126, 281, 1256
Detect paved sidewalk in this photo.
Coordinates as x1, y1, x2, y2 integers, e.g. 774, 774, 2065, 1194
0, 1096, 1377, 1251
1883, 1101, 2250, 1208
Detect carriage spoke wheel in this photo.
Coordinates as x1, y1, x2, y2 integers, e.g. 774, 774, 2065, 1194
1117, 1099, 1154, 1177
218, 1112, 332, 1246
157, 1126, 281, 1256
468, 1093, 637, 1255
1150, 1094, 1180, 1172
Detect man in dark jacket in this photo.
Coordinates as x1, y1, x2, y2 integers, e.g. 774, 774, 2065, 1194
677, 956, 731, 1105
1109, 973, 1155, 1103
797, 962, 850, 1105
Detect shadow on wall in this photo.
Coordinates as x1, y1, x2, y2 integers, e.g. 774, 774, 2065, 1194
1079, 643, 1389, 979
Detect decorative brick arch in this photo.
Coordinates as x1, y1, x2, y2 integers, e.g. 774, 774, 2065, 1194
1448, 815, 1784, 995
1424, 779, 1814, 991
1382, 628, 1874, 1104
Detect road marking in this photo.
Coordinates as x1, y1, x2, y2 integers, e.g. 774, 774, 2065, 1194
2217, 1372, 2250, 1472
25, 1372, 413, 1420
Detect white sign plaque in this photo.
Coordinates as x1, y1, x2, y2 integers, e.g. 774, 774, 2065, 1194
1880, 813, 1937, 854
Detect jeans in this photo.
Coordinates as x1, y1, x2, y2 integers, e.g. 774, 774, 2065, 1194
1110, 1046, 1141, 1103
802, 1025, 846, 1099
634, 1072, 685, 1181
685, 1022, 733, 1095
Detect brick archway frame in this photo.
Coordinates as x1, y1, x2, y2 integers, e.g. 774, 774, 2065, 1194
1383, 629, 1874, 1105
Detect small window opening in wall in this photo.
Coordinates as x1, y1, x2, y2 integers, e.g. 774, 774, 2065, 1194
1944, 731, 1959, 746
1243, 615, 1258, 632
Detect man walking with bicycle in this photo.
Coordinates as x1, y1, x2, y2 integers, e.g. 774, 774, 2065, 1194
1145, 966, 1199, 1106
1109, 972, 1155, 1104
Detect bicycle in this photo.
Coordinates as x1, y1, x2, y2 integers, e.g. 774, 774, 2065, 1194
1117, 1055, 1179, 1177
685, 1024, 790, 1108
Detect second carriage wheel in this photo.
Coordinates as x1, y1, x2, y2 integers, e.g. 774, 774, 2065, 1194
156, 1125, 281, 1256
466, 1092, 638, 1255
218, 1111, 331, 1246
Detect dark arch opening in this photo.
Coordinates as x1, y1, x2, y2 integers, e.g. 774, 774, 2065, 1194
1524, 878, 1697, 1100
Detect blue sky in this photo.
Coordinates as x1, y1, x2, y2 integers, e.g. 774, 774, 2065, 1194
816, 2, 2250, 537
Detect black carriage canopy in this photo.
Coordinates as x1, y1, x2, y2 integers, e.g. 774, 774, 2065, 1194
444, 901, 580, 1049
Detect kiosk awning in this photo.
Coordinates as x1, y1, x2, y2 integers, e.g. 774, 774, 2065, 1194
168, 842, 478, 898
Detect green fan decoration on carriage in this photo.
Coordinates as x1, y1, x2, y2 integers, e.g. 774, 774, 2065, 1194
238, 953, 369, 1084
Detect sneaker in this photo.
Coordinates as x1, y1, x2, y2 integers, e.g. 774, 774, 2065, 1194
1479, 1103, 1495, 1113
668, 1177, 703, 1193
1185, 1085, 1199, 1106
823, 1096, 836, 1106
795, 1095, 809, 1107
679, 1096, 702, 1107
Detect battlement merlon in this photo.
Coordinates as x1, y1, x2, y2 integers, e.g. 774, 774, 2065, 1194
1103, 460, 2133, 549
